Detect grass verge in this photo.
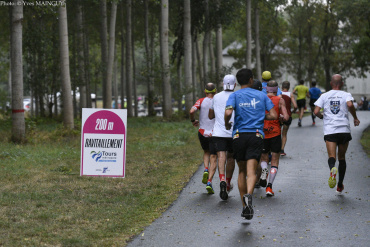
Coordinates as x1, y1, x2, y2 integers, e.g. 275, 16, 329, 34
0, 116, 202, 246
360, 125, 370, 158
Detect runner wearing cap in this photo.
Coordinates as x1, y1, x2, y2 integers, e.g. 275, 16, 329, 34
262, 71, 282, 96
225, 68, 277, 220
190, 83, 217, 193
313, 74, 360, 194
293, 80, 309, 127
259, 81, 289, 196
280, 81, 297, 156
309, 81, 322, 125
208, 75, 236, 200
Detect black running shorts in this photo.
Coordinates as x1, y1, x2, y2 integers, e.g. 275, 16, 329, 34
198, 132, 216, 154
297, 99, 306, 109
309, 98, 318, 107
324, 133, 352, 145
283, 117, 292, 126
212, 137, 233, 153
233, 132, 263, 162
262, 135, 282, 153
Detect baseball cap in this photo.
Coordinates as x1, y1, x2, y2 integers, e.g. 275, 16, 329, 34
262, 71, 271, 80
252, 79, 262, 91
223, 74, 236, 90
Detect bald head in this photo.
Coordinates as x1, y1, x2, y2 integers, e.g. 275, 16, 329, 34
205, 83, 215, 91
331, 74, 343, 89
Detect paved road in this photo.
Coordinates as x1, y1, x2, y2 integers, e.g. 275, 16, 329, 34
128, 112, 370, 247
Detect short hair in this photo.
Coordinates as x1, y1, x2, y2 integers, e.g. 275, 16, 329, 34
267, 80, 278, 87
331, 74, 342, 87
236, 68, 253, 85
312, 81, 317, 87
299, 79, 304, 85
282, 81, 290, 90
205, 82, 216, 91
252, 79, 262, 91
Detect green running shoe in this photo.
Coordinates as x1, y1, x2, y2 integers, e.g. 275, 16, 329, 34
328, 167, 337, 188
202, 169, 209, 184
206, 182, 214, 194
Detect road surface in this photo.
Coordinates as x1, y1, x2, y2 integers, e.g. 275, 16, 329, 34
128, 111, 370, 247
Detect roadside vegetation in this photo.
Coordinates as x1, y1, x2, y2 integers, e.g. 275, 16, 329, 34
0, 116, 202, 246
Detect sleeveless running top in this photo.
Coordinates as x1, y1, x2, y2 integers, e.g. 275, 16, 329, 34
192, 97, 215, 136
264, 95, 281, 139
281, 91, 292, 116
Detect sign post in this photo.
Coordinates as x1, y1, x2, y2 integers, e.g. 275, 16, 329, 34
80, 108, 127, 177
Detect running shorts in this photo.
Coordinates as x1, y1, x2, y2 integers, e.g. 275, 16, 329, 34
212, 137, 233, 153
309, 98, 318, 107
198, 132, 216, 154
233, 132, 263, 162
283, 117, 292, 126
262, 135, 282, 154
297, 99, 306, 109
324, 133, 352, 144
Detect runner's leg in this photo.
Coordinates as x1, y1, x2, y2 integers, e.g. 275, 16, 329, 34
246, 159, 258, 195
281, 124, 289, 152
217, 151, 227, 181
338, 142, 349, 185
237, 161, 247, 206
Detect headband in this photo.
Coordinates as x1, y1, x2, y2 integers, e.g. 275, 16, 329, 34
205, 88, 216, 93
266, 86, 278, 93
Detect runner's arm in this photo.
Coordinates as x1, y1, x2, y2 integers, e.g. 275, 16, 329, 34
189, 107, 199, 127
279, 98, 290, 122
208, 109, 215, 120
265, 107, 277, 120
291, 96, 298, 113
225, 108, 233, 130
347, 101, 360, 126
314, 106, 323, 119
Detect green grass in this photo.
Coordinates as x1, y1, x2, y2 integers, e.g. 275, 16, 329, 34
360, 125, 370, 158
0, 116, 202, 246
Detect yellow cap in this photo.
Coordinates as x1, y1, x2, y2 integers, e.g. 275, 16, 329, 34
262, 71, 271, 80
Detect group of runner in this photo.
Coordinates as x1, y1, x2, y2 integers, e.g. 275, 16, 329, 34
190, 69, 360, 220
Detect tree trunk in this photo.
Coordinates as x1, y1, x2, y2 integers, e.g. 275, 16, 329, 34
120, 3, 125, 109
126, 0, 133, 116
100, 0, 108, 108
216, 24, 223, 90
195, 39, 204, 92
255, 6, 261, 81
132, 18, 138, 117
77, 2, 86, 109
209, 33, 215, 79
113, 44, 118, 109
176, 55, 182, 113
183, 0, 193, 115
105, 2, 117, 109
203, 0, 210, 85
144, 0, 155, 116
246, 0, 252, 68
11, 1, 25, 143
58, 5, 74, 129
83, 7, 92, 108
192, 37, 197, 101
161, 0, 172, 118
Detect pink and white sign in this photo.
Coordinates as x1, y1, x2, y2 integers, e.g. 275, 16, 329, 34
80, 109, 127, 177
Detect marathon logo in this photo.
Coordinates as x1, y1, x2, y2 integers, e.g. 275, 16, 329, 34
85, 138, 123, 149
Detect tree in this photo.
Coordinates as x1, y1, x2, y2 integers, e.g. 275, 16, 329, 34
126, 0, 134, 117
58, 4, 74, 129
11, 1, 25, 142
255, 4, 261, 81
246, 0, 252, 68
100, 0, 108, 108
161, 0, 172, 118
183, 0, 193, 114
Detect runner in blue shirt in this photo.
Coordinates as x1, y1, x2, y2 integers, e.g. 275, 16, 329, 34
225, 68, 277, 220
309, 81, 322, 125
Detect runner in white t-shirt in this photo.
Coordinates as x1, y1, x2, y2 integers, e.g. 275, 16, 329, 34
208, 75, 236, 200
314, 74, 360, 194
190, 83, 217, 194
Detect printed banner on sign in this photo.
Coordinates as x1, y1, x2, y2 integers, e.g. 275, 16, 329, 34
80, 108, 127, 177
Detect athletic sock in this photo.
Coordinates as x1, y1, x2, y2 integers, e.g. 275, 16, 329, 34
226, 177, 231, 186
328, 157, 336, 170
338, 160, 346, 184
268, 166, 278, 185
204, 167, 209, 171
207, 179, 212, 183
219, 174, 225, 182
261, 161, 268, 170
311, 113, 315, 122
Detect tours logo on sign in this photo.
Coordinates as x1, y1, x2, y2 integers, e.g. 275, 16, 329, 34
90, 151, 118, 163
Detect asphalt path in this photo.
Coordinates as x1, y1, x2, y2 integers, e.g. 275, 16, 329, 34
128, 111, 370, 247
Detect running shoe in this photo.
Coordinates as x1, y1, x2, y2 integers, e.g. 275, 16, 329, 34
312, 121, 315, 126
336, 183, 344, 194
280, 150, 286, 156
202, 169, 209, 184
259, 168, 269, 187
227, 182, 234, 193
220, 181, 228, 200
298, 121, 302, 127
266, 186, 275, 196
328, 167, 337, 188
206, 182, 214, 194
241, 194, 254, 220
